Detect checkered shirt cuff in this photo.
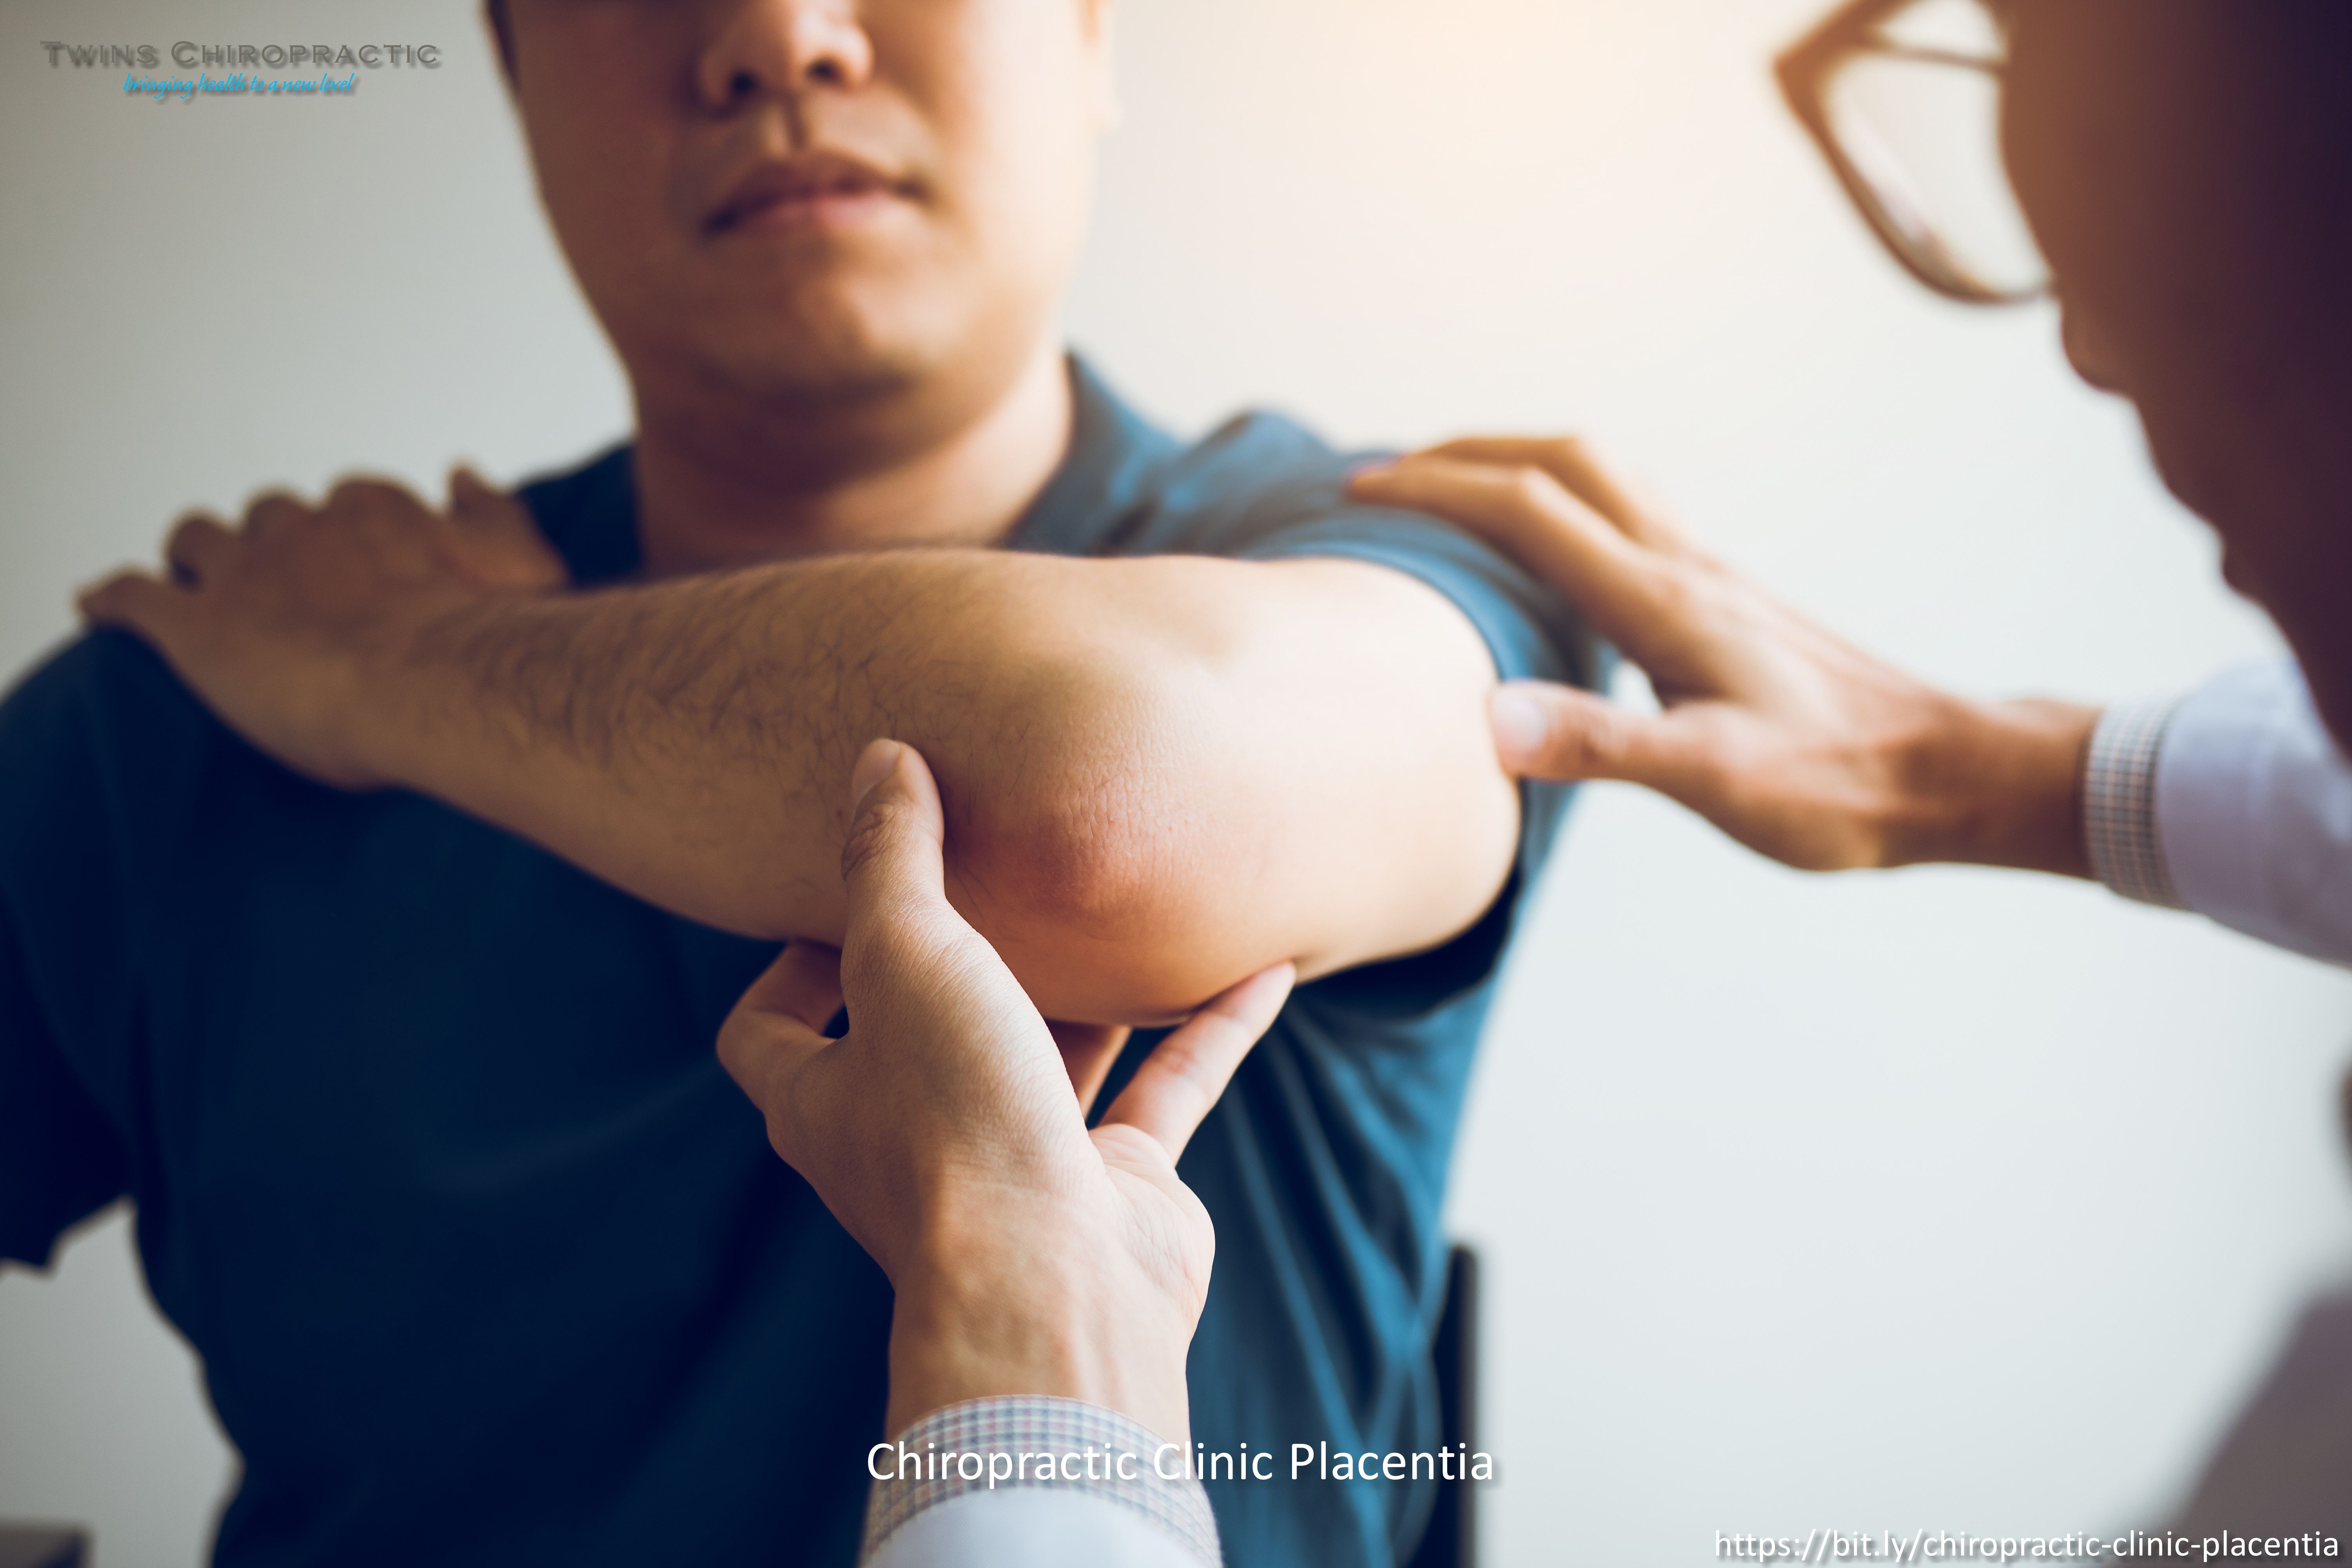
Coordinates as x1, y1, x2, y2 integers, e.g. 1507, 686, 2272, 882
860, 1397, 1220, 1567
2083, 697, 2187, 909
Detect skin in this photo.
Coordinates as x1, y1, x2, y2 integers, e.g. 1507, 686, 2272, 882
1351, 0, 2352, 1540
1355, 437, 2097, 874
79, 0, 1524, 1027
2003, 0, 2352, 746
1351, 0, 2352, 877
719, 739, 1293, 1442
71, 0, 1523, 1451
497, 0, 1109, 572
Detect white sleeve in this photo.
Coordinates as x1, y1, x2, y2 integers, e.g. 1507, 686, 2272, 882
868, 1486, 1212, 1568
2154, 661, 2352, 967
858, 1397, 1220, 1568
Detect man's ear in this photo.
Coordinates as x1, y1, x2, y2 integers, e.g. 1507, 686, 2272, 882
483, 0, 519, 86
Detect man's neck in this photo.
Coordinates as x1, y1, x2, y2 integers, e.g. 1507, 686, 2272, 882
629, 339, 1074, 577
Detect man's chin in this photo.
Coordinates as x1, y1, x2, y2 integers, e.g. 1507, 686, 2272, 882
686, 323, 934, 412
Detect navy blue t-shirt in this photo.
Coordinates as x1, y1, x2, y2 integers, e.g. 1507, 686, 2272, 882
0, 361, 1592, 1567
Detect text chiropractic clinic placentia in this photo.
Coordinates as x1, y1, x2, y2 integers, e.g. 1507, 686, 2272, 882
868, 1437, 1498, 1488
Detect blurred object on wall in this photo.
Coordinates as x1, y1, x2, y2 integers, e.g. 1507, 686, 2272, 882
0, 1524, 88, 1568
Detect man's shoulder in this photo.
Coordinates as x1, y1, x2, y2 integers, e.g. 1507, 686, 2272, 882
2, 629, 216, 766
1102, 393, 1601, 696
1167, 403, 1354, 495
1026, 361, 1363, 554
0, 630, 230, 893
512, 443, 638, 585
1145, 406, 1367, 542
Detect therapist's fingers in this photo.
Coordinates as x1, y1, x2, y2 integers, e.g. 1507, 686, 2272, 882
1416, 435, 1691, 555
733, 941, 846, 1038
836, 738, 1055, 1080
1049, 1021, 1133, 1116
716, 942, 850, 1172
1097, 963, 1294, 1161
716, 941, 845, 1105
836, 739, 987, 1008
1488, 680, 1713, 795
839, 740, 952, 938
1349, 455, 1671, 655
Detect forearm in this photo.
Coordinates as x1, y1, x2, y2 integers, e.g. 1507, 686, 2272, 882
355, 551, 1518, 1022
362, 549, 1129, 952
79, 479, 1519, 1022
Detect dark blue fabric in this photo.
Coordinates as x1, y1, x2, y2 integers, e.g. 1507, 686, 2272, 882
0, 359, 1593, 1567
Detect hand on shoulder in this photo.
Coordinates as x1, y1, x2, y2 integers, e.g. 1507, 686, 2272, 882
77, 470, 566, 789
1352, 436, 2099, 877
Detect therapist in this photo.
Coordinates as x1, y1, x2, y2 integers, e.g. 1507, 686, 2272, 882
717, 737, 1292, 1568
736, 2, 2349, 1557
1354, 0, 2352, 962
1353, 0, 2352, 1535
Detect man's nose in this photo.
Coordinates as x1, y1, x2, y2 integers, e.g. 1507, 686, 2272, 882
695, 0, 874, 113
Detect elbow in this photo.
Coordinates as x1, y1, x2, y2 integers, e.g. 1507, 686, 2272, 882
941, 650, 1265, 1025
931, 558, 1523, 1026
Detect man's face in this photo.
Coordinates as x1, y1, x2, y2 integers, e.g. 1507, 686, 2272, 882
2002, 0, 2352, 744
500, 0, 1114, 416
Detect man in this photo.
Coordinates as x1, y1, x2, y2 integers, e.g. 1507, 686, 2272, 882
1351, 0, 2352, 1535
2, 1, 1591, 1564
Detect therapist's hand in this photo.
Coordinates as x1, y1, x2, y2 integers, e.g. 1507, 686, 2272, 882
1353, 437, 2099, 875
718, 738, 1294, 1443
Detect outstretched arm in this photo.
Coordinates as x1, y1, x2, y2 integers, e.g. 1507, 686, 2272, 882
82, 474, 1518, 1024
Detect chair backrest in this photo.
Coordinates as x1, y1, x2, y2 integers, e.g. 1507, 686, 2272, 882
1406, 1244, 1481, 1568
0, 1525, 89, 1568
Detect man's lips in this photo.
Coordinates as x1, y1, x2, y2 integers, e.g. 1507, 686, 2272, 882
705, 151, 914, 235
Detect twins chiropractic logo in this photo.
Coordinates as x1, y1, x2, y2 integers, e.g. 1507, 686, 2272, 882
40, 41, 442, 103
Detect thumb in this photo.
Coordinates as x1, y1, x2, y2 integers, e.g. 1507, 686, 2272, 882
1489, 680, 1692, 790
715, 940, 847, 1160
1098, 962, 1294, 1161
447, 465, 524, 528
834, 739, 1063, 1115
447, 465, 565, 590
1048, 1021, 1134, 1116
77, 569, 194, 647
839, 739, 954, 940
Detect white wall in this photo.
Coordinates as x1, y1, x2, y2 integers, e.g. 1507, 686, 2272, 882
4, 2, 2347, 1564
